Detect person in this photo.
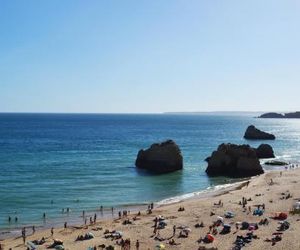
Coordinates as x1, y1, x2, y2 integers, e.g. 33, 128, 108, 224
43, 213, 46, 219
173, 225, 176, 236
15, 216, 18, 222
119, 211, 122, 219
67, 207, 70, 213
51, 227, 54, 236
135, 239, 140, 250
82, 210, 85, 217
8, 216, 11, 223
64, 222, 67, 229
94, 213, 97, 223
22, 227, 26, 244
32, 225, 35, 234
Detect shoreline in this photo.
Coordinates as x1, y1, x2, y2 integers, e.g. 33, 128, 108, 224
0, 167, 289, 240
0, 175, 254, 240
2, 167, 300, 249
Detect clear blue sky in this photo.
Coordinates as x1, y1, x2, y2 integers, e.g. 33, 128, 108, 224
0, 0, 299, 113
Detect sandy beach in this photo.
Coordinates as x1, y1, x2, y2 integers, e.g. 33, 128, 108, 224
1, 167, 300, 250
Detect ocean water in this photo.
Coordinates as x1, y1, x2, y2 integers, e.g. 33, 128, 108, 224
0, 113, 300, 233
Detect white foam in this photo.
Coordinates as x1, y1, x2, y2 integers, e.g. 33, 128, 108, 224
156, 181, 245, 206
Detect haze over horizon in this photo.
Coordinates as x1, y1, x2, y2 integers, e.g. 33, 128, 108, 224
1, 1, 299, 113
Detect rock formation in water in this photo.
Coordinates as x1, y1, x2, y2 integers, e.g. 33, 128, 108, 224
205, 143, 264, 177
244, 125, 275, 140
135, 140, 183, 174
256, 144, 275, 159
259, 112, 300, 118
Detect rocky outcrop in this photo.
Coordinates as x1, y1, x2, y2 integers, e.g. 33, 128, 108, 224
259, 112, 284, 118
259, 112, 300, 118
205, 143, 264, 177
135, 140, 183, 174
244, 125, 275, 140
256, 144, 275, 159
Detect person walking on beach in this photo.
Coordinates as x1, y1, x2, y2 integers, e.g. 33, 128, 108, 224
135, 239, 140, 250
173, 225, 176, 237
51, 227, 54, 236
32, 225, 35, 234
64, 222, 67, 229
94, 213, 97, 223
22, 227, 26, 244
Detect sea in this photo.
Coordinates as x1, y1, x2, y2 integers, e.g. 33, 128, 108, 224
1, 113, 300, 235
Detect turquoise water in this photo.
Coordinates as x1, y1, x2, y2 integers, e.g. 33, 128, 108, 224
0, 113, 300, 233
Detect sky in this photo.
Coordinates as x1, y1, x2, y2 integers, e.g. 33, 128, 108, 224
0, 0, 299, 113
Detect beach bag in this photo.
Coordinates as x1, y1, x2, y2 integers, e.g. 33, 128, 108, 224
221, 224, 231, 234
241, 221, 249, 230
278, 212, 288, 220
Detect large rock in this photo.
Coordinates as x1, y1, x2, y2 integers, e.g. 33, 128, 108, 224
256, 144, 275, 159
135, 140, 183, 174
205, 143, 264, 177
244, 125, 275, 140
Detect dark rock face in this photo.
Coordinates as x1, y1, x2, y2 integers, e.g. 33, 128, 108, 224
256, 144, 275, 159
244, 125, 275, 140
259, 112, 300, 119
205, 143, 264, 178
135, 140, 183, 174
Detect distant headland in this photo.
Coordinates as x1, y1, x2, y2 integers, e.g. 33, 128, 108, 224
259, 112, 300, 118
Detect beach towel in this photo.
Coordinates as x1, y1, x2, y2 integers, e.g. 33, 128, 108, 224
55, 245, 64, 250
26, 241, 37, 250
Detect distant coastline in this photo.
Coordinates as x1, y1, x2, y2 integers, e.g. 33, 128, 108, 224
259, 111, 300, 119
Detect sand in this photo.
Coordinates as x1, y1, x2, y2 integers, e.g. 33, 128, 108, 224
1, 168, 300, 250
